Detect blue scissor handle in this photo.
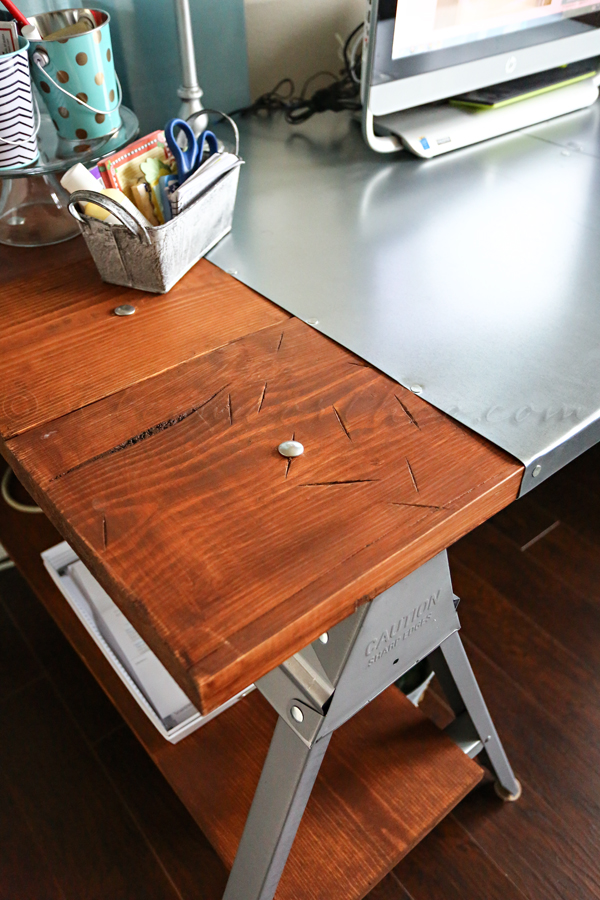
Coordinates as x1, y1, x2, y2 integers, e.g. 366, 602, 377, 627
197, 129, 219, 162
164, 118, 199, 183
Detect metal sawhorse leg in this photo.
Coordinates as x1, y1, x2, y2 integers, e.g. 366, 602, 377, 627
222, 551, 521, 900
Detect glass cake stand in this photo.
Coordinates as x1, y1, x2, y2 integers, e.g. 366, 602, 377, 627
0, 105, 138, 247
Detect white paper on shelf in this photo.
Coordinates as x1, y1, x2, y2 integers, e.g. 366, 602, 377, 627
68, 560, 195, 723
170, 152, 242, 216
41, 542, 254, 743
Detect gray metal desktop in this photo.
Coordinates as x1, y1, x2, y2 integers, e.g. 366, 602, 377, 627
209, 104, 600, 494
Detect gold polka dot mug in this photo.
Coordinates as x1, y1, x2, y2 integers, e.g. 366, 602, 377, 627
27, 8, 121, 142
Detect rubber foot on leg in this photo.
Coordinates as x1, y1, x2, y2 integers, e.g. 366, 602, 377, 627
494, 778, 522, 802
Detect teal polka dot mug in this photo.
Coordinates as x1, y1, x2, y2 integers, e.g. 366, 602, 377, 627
28, 8, 121, 143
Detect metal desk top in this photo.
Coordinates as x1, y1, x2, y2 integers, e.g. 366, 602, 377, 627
209, 106, 600, 494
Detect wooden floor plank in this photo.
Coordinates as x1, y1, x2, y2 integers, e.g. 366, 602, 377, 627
95, 727, 228, 900
393, 814, 528, 900
520, 519, 600, 604
491, 493, 559, 549
525, 444, 600, 545
453, 638, 600, 853
0, 679, 184, 900
454, 780, 600, 900
0, 594, 42, 702
366, 874, 414, 900
0, 770, 66, 900
1, 567, 123, 745
451, 558, 600, 748
449, 522, 600, 678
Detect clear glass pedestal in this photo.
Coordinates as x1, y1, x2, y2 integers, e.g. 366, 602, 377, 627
0, 175, 77, 246
0, 106, 138, 248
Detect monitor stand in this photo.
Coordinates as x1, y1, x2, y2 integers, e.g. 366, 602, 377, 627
364, 76, 599, 157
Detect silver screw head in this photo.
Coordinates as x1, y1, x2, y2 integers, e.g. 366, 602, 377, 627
114, 304, 136, 317
278, 440, 304, 458
319, 633, 329, 644
290, 705, 304, 723
532, 464, 542, 478
306, 318, 319, 326
410, 384, 423, 394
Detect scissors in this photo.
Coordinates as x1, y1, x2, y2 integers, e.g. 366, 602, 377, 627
164, 118, 219, 185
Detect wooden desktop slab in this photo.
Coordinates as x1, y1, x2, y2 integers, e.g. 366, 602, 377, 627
0, 243, 523, 712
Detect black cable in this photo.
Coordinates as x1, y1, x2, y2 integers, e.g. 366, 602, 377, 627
229, 23, 364, 124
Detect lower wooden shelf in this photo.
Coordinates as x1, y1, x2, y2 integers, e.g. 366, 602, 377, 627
0, 463, 482, 900
165, 688, 482, 900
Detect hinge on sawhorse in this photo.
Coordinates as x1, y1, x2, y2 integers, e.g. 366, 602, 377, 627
221, 550, 520, 900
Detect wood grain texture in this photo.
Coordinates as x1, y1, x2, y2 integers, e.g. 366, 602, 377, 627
0, 679, 183, 900
156, 688, 481, 900
0, 772, 66, 900
394, 814, 528, 900
450, 521, 600, 681
0, 254, 288, 438
4, 314, 523, 711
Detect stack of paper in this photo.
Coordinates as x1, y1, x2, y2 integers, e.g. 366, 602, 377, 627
169, 151, 242, 216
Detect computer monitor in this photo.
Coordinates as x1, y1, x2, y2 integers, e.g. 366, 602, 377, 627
362, 0, 600, 154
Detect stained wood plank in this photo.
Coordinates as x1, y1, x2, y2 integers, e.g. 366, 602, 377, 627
449, 522, 600, 679
451, 559, 600, 748
0, 255, 288, 438
453, 638, 600, 850
4, 316, 522, 711
0, 235, 86, 287
0, 679, 184, 900
0, 590, 42, 702
158, 688, 481, 900
95, 727, 228, 900
393, 814, 527, 900
0, 771, 65, 900
454, 781, 600, 900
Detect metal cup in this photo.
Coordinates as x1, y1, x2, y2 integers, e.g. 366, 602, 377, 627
28, 8, 121, 142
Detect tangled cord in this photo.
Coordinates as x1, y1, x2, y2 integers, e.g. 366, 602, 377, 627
230, 23, 364, 124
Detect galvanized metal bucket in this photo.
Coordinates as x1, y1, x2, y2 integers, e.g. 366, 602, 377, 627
68, 111, 242, 293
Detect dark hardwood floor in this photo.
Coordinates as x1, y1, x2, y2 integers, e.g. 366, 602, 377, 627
1, 444, 599, 900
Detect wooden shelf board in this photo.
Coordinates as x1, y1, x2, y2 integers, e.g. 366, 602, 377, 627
159, 688, 482, 900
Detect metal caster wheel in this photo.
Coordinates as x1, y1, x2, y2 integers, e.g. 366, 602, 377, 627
494, 778, 522, 802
